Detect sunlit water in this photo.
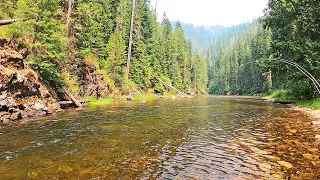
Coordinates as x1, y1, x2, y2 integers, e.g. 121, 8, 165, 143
0, 97, 320, 179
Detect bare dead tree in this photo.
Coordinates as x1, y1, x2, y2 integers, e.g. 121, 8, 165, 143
66, 0, 74, 36
126, 0, 137, 80
0, 18, 25, 26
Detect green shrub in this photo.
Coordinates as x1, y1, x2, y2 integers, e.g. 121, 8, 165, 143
266, 89, 295, 101
83, 96, 115, 106
296, 97, 320, 110
28, 61, 65, 93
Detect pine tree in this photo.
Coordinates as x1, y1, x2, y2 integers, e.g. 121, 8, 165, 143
130, 1, 152, 89
11, 0, 66, 64
104, 0, 131, 86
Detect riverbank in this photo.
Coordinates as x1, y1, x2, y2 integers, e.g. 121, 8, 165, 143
290, 105, 320, 121
263, 94, 320, 120
0, 37, 61, 124
210, 95, 320, 123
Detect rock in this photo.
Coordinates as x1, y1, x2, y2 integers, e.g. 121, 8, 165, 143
16, 73, 23, 82
1, 118, 10, 124
277, 161, 293, 169
289, 129, 297, 134
266, 98, 275, 102
20, 111, 33, 119
311, 121, 320, 125
272, 174, 283, 179
127, 95, 133, 101
33, 103, 46, 111
17, 104, 25, 110
303, 153, 314, 160
259, 163, 272, 171
10, 112, 22, 121
315, 135, 320, 140
299, 173, 314, 179
308, 148, 318, 153
5, 156, 13, 160
0, 94, 6, 101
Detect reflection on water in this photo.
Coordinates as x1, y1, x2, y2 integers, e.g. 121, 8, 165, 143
0, 97, 319, 179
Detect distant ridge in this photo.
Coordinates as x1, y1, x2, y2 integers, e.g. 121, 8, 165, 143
171, 20, 257, 52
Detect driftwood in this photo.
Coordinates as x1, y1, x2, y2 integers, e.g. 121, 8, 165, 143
158, 79, 189, 97
0, 18, 25, 26
59, 100, 90, 106
274, 100, 294, 104
128, 84, 146, 100
64, 89, 82, 108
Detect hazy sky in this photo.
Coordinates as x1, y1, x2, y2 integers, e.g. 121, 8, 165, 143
150, 0, 269, 26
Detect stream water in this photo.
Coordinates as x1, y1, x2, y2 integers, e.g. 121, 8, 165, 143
0, 97, 320, 179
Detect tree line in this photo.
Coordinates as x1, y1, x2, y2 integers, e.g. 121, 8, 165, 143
0, 0, 208, 97
205, 0, 319, 99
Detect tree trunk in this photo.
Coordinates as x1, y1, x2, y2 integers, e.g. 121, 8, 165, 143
126, 0, 136, 80
268, 69, 273, 90
0, 18, 25, 26
155, 0, 158, 13
66, 0, 74, 36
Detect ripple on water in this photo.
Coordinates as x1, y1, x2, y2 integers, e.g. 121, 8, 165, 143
0, 97, 320, 179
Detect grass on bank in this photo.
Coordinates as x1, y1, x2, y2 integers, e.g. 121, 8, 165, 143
266, 89, 320, 110
83, 96, 115, 106
132, 94, 157, 101
265, 89, 295, 101
84, 94, 158, 106
295, 97, 320, 110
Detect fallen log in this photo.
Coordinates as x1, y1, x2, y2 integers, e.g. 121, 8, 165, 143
274, 100, 294, 104
158, 79, 189, 97
59, 100, 90, 106
128, 84, 146, 100
0, 18, 25, 26
64, 89, 82, 108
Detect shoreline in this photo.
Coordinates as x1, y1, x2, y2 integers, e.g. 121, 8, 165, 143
2, 95, 320, 126
0, 94, 184, 125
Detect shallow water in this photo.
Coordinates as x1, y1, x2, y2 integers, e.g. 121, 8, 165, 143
0, 97, 320, 179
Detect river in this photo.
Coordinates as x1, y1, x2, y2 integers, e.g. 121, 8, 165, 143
0, 97, 319, 179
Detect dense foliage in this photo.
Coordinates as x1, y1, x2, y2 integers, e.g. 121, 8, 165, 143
1, 0, 208, 96
202, 21, 272, 95
187, 0, 320, 98
265, 0, 320, 98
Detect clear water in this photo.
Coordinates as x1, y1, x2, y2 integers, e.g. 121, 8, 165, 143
0, 97, 319, 179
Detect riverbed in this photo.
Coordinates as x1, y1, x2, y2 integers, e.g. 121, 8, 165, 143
0, 97, 319, 179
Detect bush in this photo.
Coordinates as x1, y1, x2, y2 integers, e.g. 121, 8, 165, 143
296, 97, 320, 110
266, 89, 295, 101
61, 71, 80, 96
28, 61, 65, 93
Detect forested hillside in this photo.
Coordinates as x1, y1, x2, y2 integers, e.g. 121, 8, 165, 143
205, 21, 271, 95
0, 0, 208, 99
202, 0, 319, 100
174, 22, 257, 52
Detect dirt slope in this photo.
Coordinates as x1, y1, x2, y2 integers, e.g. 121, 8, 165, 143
0, 37, 60, 123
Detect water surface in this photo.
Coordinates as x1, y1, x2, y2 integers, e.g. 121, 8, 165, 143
0, 97, 320, 179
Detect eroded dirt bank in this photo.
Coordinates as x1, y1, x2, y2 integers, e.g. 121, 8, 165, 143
0, 37, 60, 123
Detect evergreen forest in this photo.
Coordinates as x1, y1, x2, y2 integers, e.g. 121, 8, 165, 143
0, 0, 319, 104
0, 0, 208, 99
178, 0, 319, 102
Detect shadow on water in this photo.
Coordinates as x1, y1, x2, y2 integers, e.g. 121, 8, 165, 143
0, 97, 319, 179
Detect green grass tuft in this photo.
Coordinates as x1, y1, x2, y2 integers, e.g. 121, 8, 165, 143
296, 97, 320, 110
265, 89, 295, 101
83, 96, 115, 106
132, 94, 157, 101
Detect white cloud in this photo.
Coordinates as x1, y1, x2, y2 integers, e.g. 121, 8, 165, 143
150, 0, 269, 26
